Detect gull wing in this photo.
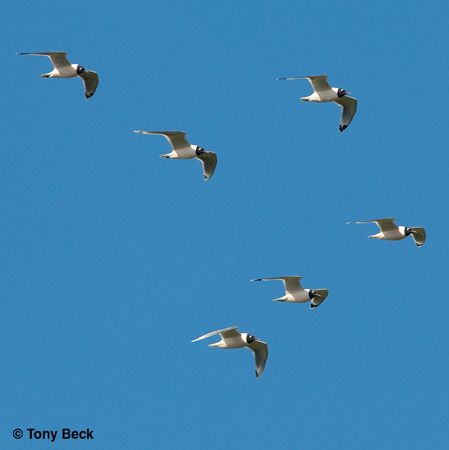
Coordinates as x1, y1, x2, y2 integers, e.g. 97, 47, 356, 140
78, 70, 98, 99
191, 327, 240, 342
252, 276, 304, 294
277, 75, 331, 92
134, 131, 190, 150
246, 340, 268, 377
310, 289, 329, 309
348, 218, 398, 232
410, 227, 426, 247
196, 152, 217, 181
334, 96, 357, 132
17, 52, 71, 69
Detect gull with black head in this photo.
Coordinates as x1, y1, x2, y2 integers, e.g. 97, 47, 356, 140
347, 218, 426, 247
192, 327, 268, 377
252, 276, 329, 309
134, 131, 217, 180
17, 52, 99, 98
277, 75, 357, 131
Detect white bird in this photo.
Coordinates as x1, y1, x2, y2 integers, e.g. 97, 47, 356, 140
277, 75, 357, 132
192, 326, 268, 377
252, 276, 328, 309
17, 52, 99, 99
134, 131, 217, 181
347, 218, 426, 247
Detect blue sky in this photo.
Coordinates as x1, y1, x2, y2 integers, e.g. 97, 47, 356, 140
1, 0, 449, 448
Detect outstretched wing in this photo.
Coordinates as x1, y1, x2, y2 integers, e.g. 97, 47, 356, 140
410, 227, 426, 247
277, 75, 331, 93
334, 96, 357, 132
191, 327, 240, 342
246, 340, 268, 377
348, 218, 398, 232
252, 276, 304, 294
134, 131, 190, 150
17, 52, 71, 69
78, 70, 98, 99
310, 289, 329, 309
196, 152, 217, 181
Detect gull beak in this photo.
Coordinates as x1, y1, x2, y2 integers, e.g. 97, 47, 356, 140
316, 293, 322, 297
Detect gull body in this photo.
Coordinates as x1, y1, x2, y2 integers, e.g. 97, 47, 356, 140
134, 131, 217, 180
277, 75, 357, 131
192, 326, 268, 377
252, 276, 329, 309
347, 218, 426, 247
17, 52, 99, 98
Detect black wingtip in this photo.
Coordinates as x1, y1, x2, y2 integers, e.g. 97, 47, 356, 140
251, 279, 262, 282
339, 125, 347, 132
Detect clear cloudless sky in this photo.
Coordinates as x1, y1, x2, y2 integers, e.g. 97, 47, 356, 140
1, 0, 449, 449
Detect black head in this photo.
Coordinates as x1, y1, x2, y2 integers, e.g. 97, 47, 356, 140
195, 146, 205, 156
308, 290, 321, 299
76, 65, 86, 75
246, 334, 257, 344
337, 88, 350, 98
405, 227, 416, 236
